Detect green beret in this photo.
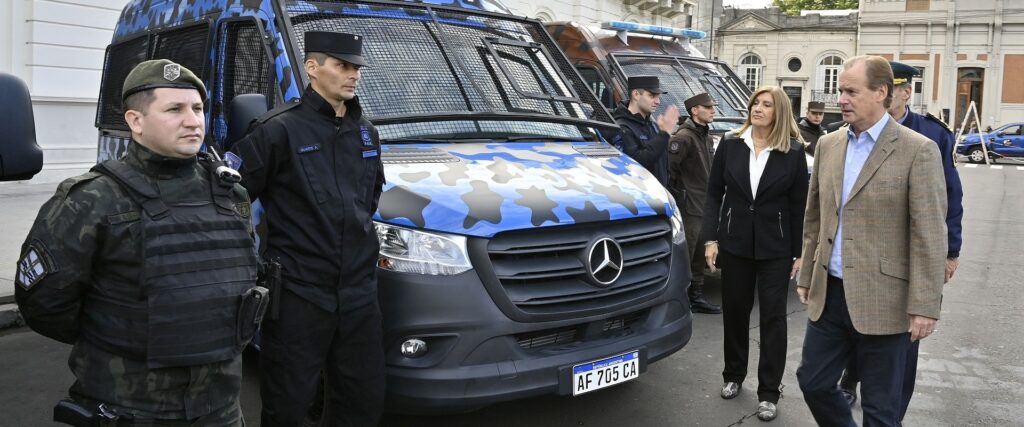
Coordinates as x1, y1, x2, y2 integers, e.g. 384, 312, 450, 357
122, 59, 207, 102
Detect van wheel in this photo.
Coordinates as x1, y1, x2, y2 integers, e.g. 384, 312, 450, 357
967, 147, 986, 163
302, 373, 327, 427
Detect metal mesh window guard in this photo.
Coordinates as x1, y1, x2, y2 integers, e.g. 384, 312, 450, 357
617, 56, 748, 120
213, 20, 275, 145
286, 0, 611, 140
96, 36, 148, 129
95, 24, 211, 130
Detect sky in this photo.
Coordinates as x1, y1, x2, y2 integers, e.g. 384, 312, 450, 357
723, 0, 774, 8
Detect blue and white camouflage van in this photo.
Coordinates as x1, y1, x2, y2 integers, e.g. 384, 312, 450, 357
97, 0, 693, 413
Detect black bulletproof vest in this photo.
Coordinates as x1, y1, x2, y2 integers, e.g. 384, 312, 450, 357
83, 158, 258, 368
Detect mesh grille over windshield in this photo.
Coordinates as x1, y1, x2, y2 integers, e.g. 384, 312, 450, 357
287, 0, 612, 132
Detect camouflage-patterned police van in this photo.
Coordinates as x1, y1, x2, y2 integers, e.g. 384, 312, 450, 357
97, 0, 693, 413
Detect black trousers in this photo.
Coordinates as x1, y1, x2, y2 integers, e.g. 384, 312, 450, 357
719, 250, 790, 403
843, 328, 920, 421
259, 288, 385, 427
682, 214, 705, 291
797, 276, 910, 427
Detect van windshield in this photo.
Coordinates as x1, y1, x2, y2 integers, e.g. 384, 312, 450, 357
614, 55, 749, 120
287, 0, 613, 142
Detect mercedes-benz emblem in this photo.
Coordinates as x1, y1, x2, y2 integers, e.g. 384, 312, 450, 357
586, 237, 624, 286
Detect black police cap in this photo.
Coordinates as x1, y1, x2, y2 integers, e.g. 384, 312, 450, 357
628, 76, 667, 94
305, 31, 368, 67
889, 61, 921, 86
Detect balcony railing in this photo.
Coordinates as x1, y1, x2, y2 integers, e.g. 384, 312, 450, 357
811, 90, 839, 108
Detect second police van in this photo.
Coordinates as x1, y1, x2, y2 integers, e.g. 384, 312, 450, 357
97, 0, 693, 413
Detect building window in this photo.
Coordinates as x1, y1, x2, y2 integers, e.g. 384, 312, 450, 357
817, 55, 844, 94
739, 54, 762, 91
788, 58, 802, 72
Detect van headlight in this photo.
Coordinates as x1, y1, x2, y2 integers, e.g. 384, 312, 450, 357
375, 222, 472, 275
669, 202, 686, 245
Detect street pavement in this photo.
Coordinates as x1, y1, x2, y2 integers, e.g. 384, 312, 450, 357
0, 165, 1022, 426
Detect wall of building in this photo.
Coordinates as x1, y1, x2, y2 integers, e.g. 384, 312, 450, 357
504, 0, 697, 30
1, 0, 120, 184
859, 0, 1024, 128
714, 8, 857, 120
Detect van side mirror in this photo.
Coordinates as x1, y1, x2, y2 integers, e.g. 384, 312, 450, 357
0, 73, 43, 181
225, 94, 269, 151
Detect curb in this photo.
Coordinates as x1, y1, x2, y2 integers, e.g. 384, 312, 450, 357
0, 304, 23, 330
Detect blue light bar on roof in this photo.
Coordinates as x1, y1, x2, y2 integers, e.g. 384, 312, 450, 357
600, 21, 706, 39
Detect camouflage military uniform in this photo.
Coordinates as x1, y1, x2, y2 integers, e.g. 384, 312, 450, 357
15, 142, 251, 425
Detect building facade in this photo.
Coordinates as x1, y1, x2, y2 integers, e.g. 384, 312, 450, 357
859, 0, 1024, 129
505, 0, 699, 30
714, 7, 858, 123
1, 0, 121, 184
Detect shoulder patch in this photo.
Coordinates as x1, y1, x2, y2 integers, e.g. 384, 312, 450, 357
669, 141, 680, 153
16, 243, 54, 290
924, 113, 952, 132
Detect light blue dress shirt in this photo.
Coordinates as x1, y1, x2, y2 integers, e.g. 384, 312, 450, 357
828, 114, 891, 278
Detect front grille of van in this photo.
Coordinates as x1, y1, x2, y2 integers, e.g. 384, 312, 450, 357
485, 217, 671, 318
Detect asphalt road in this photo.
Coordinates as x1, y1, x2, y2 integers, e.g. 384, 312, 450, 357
1, 164, 1022, 426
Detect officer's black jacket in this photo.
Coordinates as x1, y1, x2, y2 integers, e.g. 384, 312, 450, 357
612, 102, 670, 185
798, 118, 825, 155
231, 87, 385, 312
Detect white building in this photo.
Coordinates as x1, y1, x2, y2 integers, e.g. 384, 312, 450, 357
1, 0, 120, 184
714, 7, 858, 124
859, 0, 1024, 128
504, 0, 697, 26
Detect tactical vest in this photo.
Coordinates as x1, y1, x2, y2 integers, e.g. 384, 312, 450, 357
82, 157, 259, 368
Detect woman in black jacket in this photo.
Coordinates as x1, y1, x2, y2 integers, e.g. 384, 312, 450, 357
700, 85, 809, 421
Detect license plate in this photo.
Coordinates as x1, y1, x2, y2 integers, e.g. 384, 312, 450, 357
571, 351, 640, 396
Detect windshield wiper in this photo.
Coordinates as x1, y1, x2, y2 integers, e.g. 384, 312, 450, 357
502, 135, 589, 142
381, 137, 455, 144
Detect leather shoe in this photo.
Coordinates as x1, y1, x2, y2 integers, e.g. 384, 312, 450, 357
839, 385, 857, 406
757, 401, 778, 421
721, 382, 741, 399
690, 297, 722, 314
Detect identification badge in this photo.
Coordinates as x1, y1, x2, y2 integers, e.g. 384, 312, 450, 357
362, 150, 379, 158
360, 126, 373, 146
298, 144, 321, 154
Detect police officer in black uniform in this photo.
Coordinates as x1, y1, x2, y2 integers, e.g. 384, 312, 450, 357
229, 31, 386, 426
838, 61, 965, 423
612, 76, 679, 185
16, 59, 262, 426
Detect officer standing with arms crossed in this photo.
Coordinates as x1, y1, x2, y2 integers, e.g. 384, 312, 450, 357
837, 61, 965, 421
16, 59, 262, 426
612, 76, 680, 185
668, 92, 722, 314
229, 32, 386, 426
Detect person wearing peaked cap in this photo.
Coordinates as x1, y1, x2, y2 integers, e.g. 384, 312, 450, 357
799, 101, 827, 155
836, 60, 965, 423
16, 59, 258, 425
611, 75, 679, 185
229, 31, 387, 426
668, 92, 722, 315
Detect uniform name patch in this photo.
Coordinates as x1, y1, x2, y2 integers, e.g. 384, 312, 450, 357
16, 245, 51, 290
298, 144, 321, 154
362, 150, 379, 158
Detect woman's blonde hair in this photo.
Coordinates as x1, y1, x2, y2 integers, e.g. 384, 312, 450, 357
736, 85, 804, 153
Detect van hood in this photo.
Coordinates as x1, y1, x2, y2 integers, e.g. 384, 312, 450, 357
373, 142, 674, 238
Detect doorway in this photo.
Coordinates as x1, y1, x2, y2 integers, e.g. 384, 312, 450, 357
783, 86, 801, 118
956, 68, 984, 127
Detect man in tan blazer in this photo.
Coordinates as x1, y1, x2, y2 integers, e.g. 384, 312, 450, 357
795, 56, 947, 427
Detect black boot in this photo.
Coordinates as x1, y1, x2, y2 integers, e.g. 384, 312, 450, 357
688, 281, 722, 314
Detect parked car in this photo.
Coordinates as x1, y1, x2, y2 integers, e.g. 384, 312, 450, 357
957, 122, 1024, 163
